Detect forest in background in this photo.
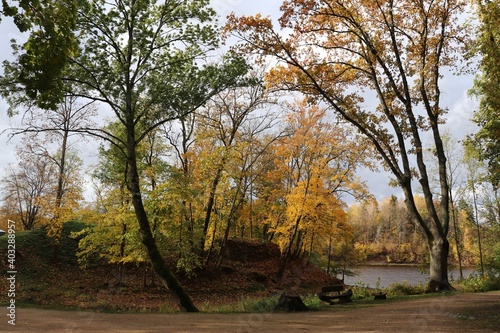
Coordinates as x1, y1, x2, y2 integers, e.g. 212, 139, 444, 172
0, 0, 499, 311
0, 90, 498, 281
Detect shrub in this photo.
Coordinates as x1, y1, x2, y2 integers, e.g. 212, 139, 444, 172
241, 296, 279, 312
351, 281, 373, 300
301, 294, 322, 310
456, 274, 500, 293
239, 294, 321, 312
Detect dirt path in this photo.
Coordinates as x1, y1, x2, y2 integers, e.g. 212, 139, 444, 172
1, 291, 499, 333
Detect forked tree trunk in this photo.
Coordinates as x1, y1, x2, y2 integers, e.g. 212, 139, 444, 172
403, 186, 454, 292
277, 216, 302, 280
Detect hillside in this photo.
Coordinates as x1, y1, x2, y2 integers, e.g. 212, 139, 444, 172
0, 222, 340, 312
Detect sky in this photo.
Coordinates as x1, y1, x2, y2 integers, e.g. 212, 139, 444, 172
0, 0, 479, 203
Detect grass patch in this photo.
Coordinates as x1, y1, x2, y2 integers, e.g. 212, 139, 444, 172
200, 295, 280, 313
386, 281, 426, 296
200, 293, 324, 313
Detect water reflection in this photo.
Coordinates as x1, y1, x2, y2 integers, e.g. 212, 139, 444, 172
343, 265, 476, 288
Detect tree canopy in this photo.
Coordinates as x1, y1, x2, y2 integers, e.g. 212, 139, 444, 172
226, 0, 469, 290
469, 0, 500, 187
2, 0, 498, 311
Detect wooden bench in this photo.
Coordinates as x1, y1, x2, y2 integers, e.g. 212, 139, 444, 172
318, 285, 353, 304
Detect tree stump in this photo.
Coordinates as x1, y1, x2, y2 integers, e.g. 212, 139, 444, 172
274, 294, 309, 312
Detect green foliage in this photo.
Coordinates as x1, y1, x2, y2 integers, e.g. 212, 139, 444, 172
1, 0, 79, 109
485, 242, 500, 274
469, 0, 500, 186
351, 281, 374, 300
0, 221, 85, 280
233, 294, 319, 312
241, 296, 279, 312
72, 203, 146, 268
456, 274, 500, 293
145, 171, 204, 276
0, 228, 49, 256
57, 221, 87, 263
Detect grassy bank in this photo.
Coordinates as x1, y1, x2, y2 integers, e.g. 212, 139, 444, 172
1, 224, 499, 313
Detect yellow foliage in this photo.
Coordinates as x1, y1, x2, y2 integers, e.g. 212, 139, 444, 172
74, 189, 146, 267
264, 99, 366, 255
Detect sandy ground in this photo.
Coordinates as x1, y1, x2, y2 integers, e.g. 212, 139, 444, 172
1, 291, 499, 333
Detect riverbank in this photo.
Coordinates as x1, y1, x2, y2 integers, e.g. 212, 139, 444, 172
344, 264, 477, 288
2, 291, 499, 332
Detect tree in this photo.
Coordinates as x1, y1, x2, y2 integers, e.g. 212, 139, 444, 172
467, 0, 500, 276
261, 99, 368, 279
75, 187, 147, 286
158, 115, 204, 274
469, 0, 500, 188
227, 0, 468, 291
3, 96, 92, 260
463, 141, 486, 277
1, 144, 55, 230
193, 73, 276, 264
2, 0, 249, 312
82, 121, 158, 285
428, 132, 467, 278
1, 0, 79, 109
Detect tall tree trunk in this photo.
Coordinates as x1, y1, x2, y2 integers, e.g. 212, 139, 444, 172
118, 222, 126, 286
427, 236, 453, 291
472, 184, 485, 277
216, 180, 246, 267
402, 184, 454, 291
200, 167, 223, 255
126, 127, 198, 312
450, 199, 464, 279
52, 127, 68, 262
326, 236, 332, 275
277, 216, 302, 280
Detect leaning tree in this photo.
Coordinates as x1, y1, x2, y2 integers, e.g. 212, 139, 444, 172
226, 0, 469, 291
2, 0, 249, 311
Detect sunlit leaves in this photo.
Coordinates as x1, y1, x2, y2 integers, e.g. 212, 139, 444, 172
74, 191, 146, 268
226, 1, 468, 173
263, 99, 368, 257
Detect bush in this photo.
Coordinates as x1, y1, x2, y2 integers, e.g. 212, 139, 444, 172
484, 243, 500, 276
351, 281, 374, 300
456, 274, 500, 293
301, 294, 322, 310
241, 296, 279, 312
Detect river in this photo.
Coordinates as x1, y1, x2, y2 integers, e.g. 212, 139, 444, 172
343, 265, 477, 288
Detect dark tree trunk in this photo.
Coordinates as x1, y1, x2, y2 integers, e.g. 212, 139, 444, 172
274, 294, 308, 312
402, 185, 454, 292
450, 199, 464, 279
200, 167, 223, 256
126, 126, 198, 312
277, 216, 301, 280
